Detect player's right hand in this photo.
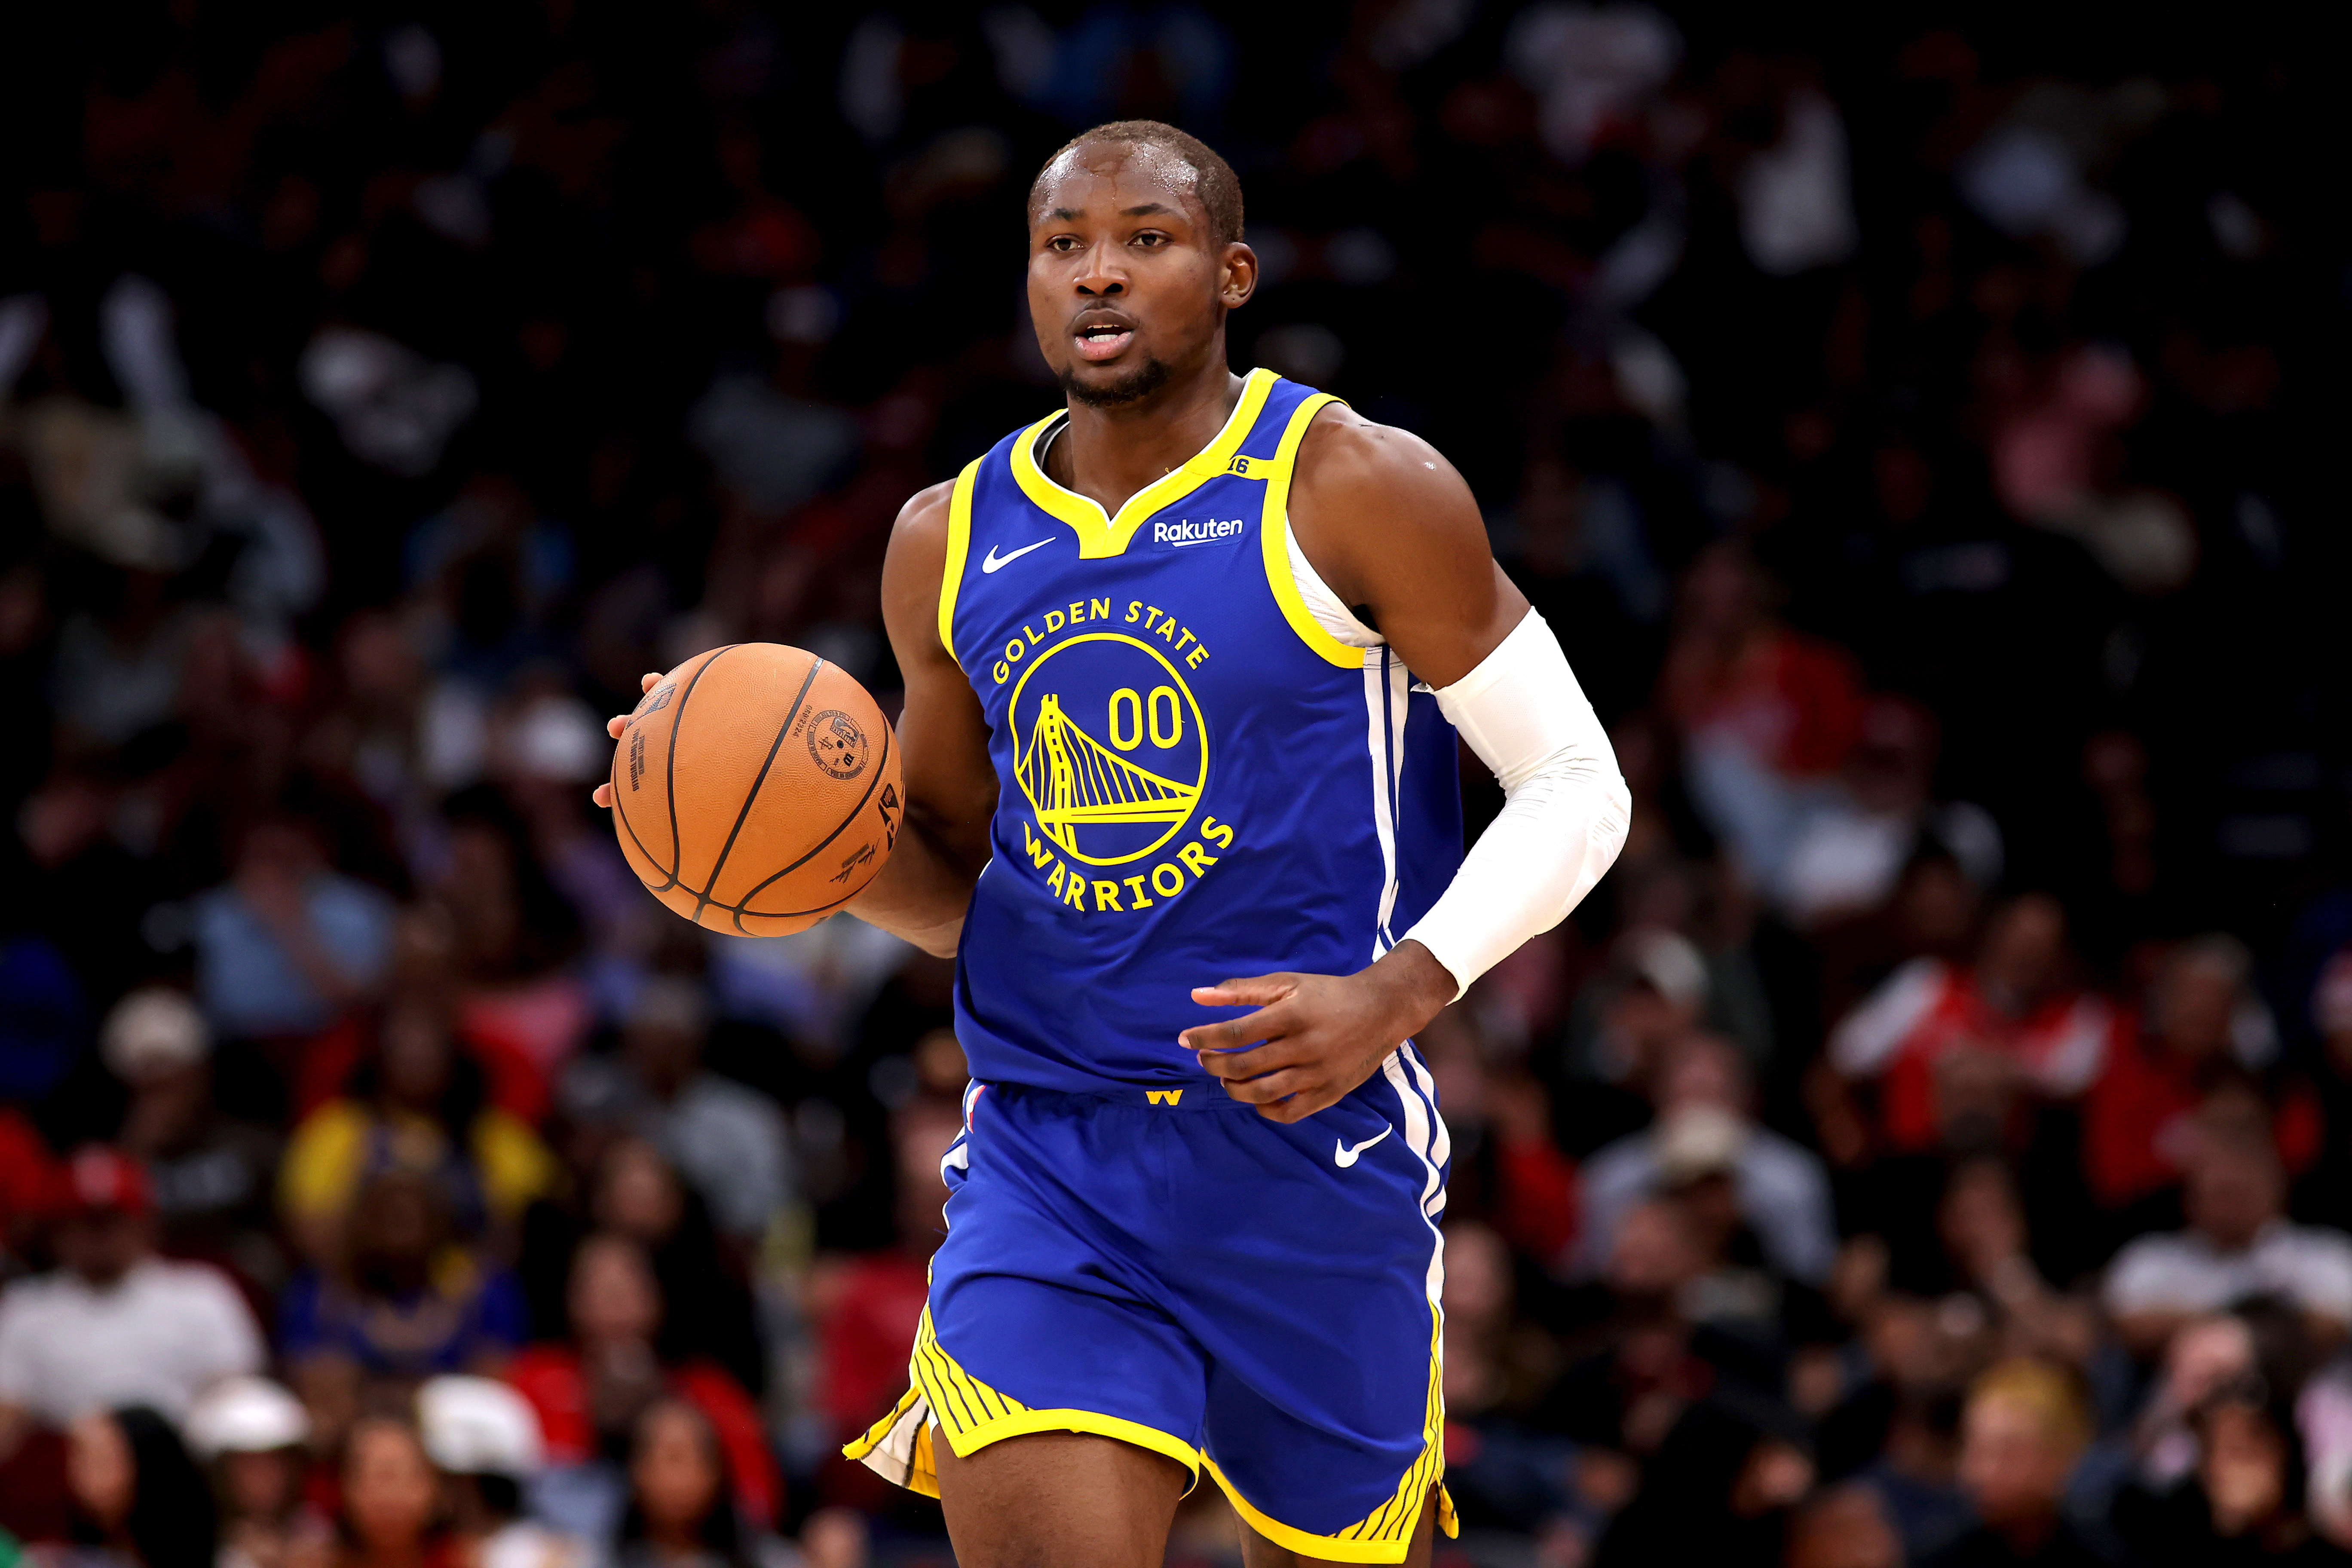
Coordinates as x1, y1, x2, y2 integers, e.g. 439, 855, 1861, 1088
590, 671, 664, 809
1179, 940, 1457, 1122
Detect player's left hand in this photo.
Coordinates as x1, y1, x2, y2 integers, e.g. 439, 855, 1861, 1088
1179, 941, 1457, 1122
589, 672, 663, 810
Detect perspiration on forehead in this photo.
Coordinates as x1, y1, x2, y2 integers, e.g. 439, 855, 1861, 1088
1041, 138, 1198, 199
1031, 141, 1206, 234
1026, 119, 1244, 248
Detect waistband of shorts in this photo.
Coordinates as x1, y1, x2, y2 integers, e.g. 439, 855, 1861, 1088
978, 1080, 1262, 1112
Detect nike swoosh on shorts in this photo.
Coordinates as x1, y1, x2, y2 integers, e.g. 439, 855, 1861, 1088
1333, 1126, 1394, 1167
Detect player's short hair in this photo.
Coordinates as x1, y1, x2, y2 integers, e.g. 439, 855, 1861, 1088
1028, 120, 1245, 249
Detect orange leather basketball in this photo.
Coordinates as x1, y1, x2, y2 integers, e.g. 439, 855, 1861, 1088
610, 643, 902, 935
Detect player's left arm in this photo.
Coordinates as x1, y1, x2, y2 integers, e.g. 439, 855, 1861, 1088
1179, 408, 1631, 1121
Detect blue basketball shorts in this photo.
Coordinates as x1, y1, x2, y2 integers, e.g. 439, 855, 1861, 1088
845, 1052, 1458, 1562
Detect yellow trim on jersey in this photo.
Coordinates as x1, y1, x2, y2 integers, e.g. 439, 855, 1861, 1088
1260, 392, 1364, 669
1204, 1300, 1453, 1562
844, 1307, 1204, 1490
937, 457, 981, 668
1010, 368, 1279, 558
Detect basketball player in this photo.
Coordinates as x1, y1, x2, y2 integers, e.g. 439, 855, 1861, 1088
598, 121, 1628, 1566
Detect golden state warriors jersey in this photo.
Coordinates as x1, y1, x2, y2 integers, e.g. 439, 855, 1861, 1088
940, 370, 1464, 1093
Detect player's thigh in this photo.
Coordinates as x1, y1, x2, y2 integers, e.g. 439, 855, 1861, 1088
933, 1427, 1190, 1568
1234, 1482, 1442, 1568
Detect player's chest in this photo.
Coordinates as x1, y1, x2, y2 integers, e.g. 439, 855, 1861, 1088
961, 484, 1284, 719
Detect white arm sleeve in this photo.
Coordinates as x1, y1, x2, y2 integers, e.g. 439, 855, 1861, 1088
1401, 609, 1630, 999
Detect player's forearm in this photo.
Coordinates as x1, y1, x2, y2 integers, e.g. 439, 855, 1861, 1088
1403, 610, 1630, 998
848, 818, 977, 956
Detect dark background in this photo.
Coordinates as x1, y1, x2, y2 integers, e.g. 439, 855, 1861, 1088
0, 4, 2347, 1567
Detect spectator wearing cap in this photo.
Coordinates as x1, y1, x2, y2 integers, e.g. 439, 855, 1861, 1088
1551, 928, 1714, 1157
415, 1376, 585, 1568
0, 1148, 263, 1442
556, 980, 791, 1245
486, 687, 650, 1018
2104, 1135, 2352, 1357
1577, 1032, 1837, 1286
101, 990, 279, 1271
185, 1377, 323, 1568
189, 814, 396, 1043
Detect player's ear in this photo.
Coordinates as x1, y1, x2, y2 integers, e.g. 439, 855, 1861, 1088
1219, 241, 1257, 309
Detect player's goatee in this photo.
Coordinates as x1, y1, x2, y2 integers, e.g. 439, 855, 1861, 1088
1060, 354, 1173, 407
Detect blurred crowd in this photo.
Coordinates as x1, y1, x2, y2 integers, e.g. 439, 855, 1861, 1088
0, 3, 2343, 1567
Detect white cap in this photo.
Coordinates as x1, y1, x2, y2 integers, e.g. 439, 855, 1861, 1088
500, 695, 608, 784
184, 1376, 309, 1458
1623, 928, 1709, 1011
416, 1375, 545, 1478
102, 989, 211, 1082
1654, 1103, 1749, 1185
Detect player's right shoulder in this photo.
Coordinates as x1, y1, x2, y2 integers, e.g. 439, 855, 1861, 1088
884, 478, 957, 584
881, 478, 963, 664
891, 477, 959, 551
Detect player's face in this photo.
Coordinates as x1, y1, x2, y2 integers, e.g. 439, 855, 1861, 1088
1028, 144, 1254, 407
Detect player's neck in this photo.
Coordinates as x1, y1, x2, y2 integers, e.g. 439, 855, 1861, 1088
1051, 358, 1245, 516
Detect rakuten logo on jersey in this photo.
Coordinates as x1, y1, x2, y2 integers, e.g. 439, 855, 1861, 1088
1153, 517, 1247, 548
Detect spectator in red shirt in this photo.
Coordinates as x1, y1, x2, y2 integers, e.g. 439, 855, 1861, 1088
812, 1100, 956, 1479
2085, 936, 2293, 1217
0, 1109, 58, 1271
1827, 894, 2112, 1156
505, 1233, 776, 1536
1659, 541, 1865, 890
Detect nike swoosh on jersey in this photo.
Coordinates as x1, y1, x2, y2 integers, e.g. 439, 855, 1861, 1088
1333, 1126, 1394, 1168
981, 538, 1054, 573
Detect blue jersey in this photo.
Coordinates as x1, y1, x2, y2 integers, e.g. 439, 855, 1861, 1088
939, 369, 1464, 1093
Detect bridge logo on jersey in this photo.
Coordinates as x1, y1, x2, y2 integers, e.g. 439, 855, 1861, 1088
1008, 632, 1207, 867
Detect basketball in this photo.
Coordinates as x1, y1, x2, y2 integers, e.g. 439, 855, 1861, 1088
609, 643, 902, 936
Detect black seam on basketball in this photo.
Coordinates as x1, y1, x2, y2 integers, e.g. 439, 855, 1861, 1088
726, 883, 864, 934
613, 787, 664, 879
701, 876, 868, 919
692, 655, 825, 922
610, 719, 671, 881
731, 720, 894, 910
656, 645, 738, 891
